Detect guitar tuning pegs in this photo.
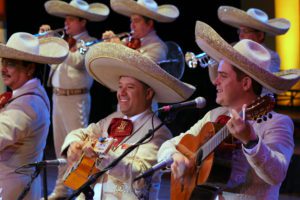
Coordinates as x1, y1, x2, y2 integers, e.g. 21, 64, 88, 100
263, 116, 267, 121
257, 118, 262, 123
268, 113, 272, 119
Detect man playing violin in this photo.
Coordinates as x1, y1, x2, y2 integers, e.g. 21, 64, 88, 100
39, 0, 110, 199
158, 21, 300, 200
102, 0, 180, 63
61, 42, 195, 199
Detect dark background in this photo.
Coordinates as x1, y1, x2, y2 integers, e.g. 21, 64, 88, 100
5, 0, 240, 136
4, 1, 300, 195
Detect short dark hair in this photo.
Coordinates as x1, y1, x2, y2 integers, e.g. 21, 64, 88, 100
22, 61, 45, 80
232, 66, 262, 96
141, 15, 155, 26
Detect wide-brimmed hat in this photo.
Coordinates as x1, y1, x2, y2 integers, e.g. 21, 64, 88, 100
195, 21, 300, 94
0, 32, 69, 64
218, 6, 290, 36
45, 0, 110, 22
110, 0, 179, 23
85, 42, 195, 103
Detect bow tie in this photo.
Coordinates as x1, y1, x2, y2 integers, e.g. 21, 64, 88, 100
108, 118, 133, 147
0, 92, 12, 109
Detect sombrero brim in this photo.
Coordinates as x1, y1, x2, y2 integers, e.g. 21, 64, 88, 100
45, 1, 109, 22
0, 37, 69, 64
218, 6, 290, 36
85, 42, 195, 103
110, 0, 179, 23
195, 21, 300, 94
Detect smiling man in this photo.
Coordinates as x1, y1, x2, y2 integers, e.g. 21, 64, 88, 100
60, 42, 195, 199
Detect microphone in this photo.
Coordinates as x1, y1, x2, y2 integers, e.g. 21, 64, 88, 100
23, 158, 67, 167
157, 97, 206, 113
134, 157, 173, 181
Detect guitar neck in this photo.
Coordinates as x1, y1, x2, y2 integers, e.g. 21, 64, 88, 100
198, 125, 230, 163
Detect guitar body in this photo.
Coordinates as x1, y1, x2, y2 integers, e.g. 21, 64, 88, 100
63, 137, 115, 190
63, 155, 100, 190
170, 95, 275, 200
171, 122, 223, 200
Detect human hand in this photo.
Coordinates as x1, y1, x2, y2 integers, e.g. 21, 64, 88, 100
81, 139, 98, 158
171, 152, 193, 183
226, 105, 257, 144
102, 30, 121, 43
67, 141, 84, 164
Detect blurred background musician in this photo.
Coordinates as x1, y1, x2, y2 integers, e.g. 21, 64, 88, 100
39, 0, 110, 199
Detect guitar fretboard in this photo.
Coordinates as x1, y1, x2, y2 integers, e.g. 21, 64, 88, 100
198, 125, 230, 162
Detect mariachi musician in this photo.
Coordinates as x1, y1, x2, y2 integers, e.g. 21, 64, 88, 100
103, 0, 180, 64
158, 21, 300, 200
61, 42, 195, 199
39, 0, 110, 199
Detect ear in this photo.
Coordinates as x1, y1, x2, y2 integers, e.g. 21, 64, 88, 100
27, 63, 36, 77
242, 76, 252, 91
81, 19, 87, 27
145, 87, 155, 101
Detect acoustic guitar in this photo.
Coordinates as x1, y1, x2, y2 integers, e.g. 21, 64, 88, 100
63, 137, 115, 190
170, 94, 275, 200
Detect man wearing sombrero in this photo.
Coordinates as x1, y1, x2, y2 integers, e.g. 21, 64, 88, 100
0, 33, 68, 199
60, 42, 195, 199
158, 21, 300, 200
102, 0, 179, 63
218, 6, 290, 73
40, 0, 110, 199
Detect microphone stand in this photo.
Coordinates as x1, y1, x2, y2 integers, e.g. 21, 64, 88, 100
17, 164, 44, 200
66, 121, 166, 200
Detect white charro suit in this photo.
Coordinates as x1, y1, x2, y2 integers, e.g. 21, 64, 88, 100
49, 31, 95, 187
137, 30, 168, 63
62, 109, 172, 199
0, 79, 50, 200
158, 107, 294, 200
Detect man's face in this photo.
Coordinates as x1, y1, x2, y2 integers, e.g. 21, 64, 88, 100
214, 60, 245, 108
238, 26, 264, 43
64, 16, 86, 36
1, 58, 32, 90
130, 15, 153, 39
117, 76, 153, 117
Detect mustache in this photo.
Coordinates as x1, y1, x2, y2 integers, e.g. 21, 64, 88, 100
1, 73, 10, 78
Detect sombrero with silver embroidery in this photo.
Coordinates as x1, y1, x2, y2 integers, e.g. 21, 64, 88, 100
195, 21, 300, 94
45, 0, 110, 22
85, 42, 195, 103
110, 0, 179, 23
0, 32, 69, 64
218, 6, 290, 35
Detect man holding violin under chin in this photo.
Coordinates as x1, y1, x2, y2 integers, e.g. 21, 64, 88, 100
102, 0, 180, 64
39, 0, 110, 199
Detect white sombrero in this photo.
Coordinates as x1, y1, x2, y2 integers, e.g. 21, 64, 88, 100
0, 32, 69, 64
218, 6, 290, 36
110, 0, 179, 23
85, 42, 195, 103
195, 21, 300, 94
45, 0, 110, 22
